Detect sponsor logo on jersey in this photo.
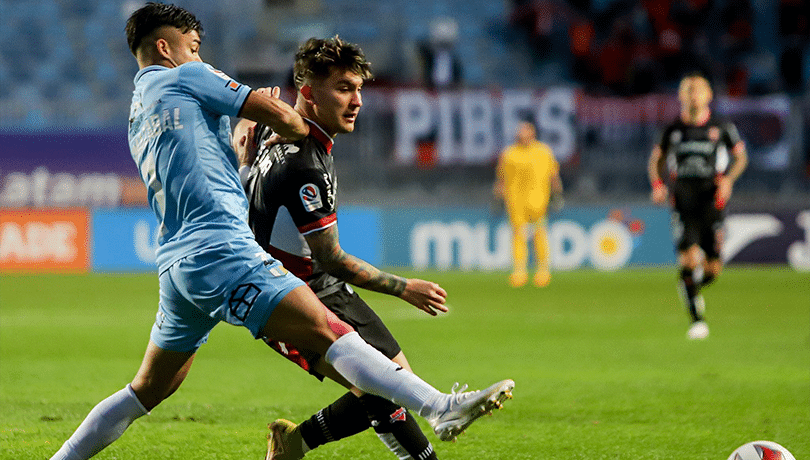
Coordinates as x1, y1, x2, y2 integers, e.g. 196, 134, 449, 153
206, 66, 231, 80
268, 265, 288, 277
206, 66, 242, 91
323, 172, 336, 208
300, 184, 322, 212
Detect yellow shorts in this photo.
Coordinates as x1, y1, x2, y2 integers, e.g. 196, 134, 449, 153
506, 202, 547, 226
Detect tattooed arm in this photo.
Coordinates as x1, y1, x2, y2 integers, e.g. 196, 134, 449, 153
305, 224, 448, 316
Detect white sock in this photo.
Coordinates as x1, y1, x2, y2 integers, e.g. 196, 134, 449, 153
51, 384, 149, 460
324, 332, 447, 419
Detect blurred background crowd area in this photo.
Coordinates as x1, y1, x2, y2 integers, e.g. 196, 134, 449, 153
1, 0, 809, 206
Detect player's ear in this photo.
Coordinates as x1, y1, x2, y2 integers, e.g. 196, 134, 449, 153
300, 85, 313, 101
155, 37, 170, 59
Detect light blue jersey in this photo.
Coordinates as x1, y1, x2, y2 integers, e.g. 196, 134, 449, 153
128, 61, 256, 273
127, 61, 304, 352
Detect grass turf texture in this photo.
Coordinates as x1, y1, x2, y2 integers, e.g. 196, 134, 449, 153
1, 267, 807, 460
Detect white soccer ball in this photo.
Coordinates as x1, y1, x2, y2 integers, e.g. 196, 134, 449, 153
727, 441, 796, 460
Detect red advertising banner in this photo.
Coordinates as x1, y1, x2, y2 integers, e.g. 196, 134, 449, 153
0, 208, 89, 272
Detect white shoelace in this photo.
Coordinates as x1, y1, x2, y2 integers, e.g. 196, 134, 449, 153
448, 382, 471, 405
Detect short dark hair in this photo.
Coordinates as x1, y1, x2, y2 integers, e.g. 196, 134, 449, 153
680, 71, 712, 87
293, 36, 373, 89
125, 2, 203, 56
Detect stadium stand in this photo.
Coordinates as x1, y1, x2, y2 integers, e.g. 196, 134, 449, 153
0, 0, 807, 203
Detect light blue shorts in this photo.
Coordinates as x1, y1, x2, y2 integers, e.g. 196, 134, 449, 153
151, 243, 305, 352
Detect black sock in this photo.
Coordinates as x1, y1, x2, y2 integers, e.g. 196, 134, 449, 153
298, 392, 370, 450
680, 268, 702, 322
360, 394, 438, 460
701, 272, 716, 289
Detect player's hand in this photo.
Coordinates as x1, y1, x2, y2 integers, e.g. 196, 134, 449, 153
233, 119, 259, 168
254, 86, 303, 148
255, 86, 282, 99
263, 132, 295, 149
399, 279, 448, 316
650, 181, 668, 205
715, 176, 732, 209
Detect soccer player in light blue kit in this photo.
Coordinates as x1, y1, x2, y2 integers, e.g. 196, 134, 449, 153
49, 4, 513, 459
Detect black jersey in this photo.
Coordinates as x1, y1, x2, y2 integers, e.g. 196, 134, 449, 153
244, 119, 342, 294
657, 115, 742, 181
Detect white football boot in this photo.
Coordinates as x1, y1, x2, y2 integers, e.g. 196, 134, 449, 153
428, 379, 514, 442
687, 320, 709, 340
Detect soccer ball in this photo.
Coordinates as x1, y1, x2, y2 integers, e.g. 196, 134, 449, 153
727, 441, 796, 460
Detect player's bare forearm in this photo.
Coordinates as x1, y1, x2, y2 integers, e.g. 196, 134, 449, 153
648, 146, 669, 204
239, 89, 309, 141
333, 254, 407, 296
307, 225, 406, 296
725, 143, 748, 183
307, 225, 447, 315
647, 146, 665, 183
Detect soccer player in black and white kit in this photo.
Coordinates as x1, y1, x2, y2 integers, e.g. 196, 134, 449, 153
648, 73, 748, 340
233, 37, 511, 460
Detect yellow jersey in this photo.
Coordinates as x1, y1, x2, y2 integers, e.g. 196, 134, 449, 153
499, 140, 559, 213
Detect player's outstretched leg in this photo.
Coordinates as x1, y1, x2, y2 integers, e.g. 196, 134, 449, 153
50, 342, 194, 460
50, 385, 149, 460
323, 331, 515, 441
268, 288, 515, 443
426, 379, 515, 442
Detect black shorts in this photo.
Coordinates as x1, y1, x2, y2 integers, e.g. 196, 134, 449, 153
265, 284, 401, 380
671, 179, 724, 259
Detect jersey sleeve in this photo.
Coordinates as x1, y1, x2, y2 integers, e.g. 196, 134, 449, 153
280, 158, 336, 236
722, 121, 743, 148
179, 62, 252, 117
655, 126, 672, 152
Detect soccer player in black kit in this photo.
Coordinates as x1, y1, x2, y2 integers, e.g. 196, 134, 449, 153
648, 73, 748, 340
233, 37, 512, 460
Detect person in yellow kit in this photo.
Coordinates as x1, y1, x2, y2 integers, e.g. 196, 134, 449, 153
494, 121, 564, 287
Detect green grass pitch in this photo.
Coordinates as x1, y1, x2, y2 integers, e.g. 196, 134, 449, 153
1, 267, 808, 459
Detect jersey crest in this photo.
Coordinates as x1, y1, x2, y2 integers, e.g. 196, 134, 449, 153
299, 184, 322, 211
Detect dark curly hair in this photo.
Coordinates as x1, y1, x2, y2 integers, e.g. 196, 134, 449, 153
293, 36, 373, 89
125, 2, 203, 56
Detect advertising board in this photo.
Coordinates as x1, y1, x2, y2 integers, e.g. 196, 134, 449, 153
0, 208, 89, 272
